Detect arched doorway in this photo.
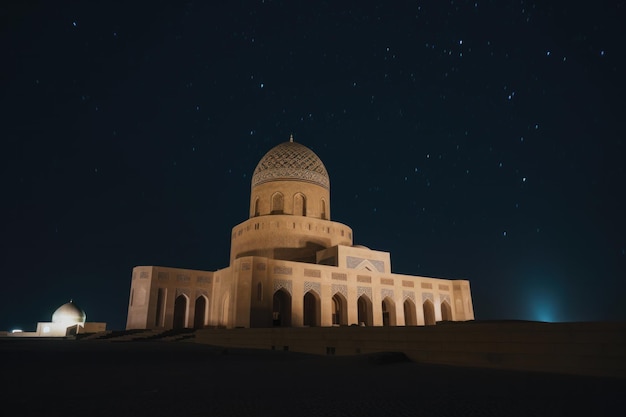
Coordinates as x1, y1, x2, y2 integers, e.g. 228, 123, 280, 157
441, 300, 452, 321
357, 295, 373, 326
382, 297, 396, 326
403, 298, 417, 326
173, 294, 188, 329
423, 299, 435, 325
272, 288, 292, 327
193, 296, 208, 329
332, 293, 348, 325
303, 291, 320, 326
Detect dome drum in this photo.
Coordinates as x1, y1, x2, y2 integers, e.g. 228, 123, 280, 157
249, 140, 331, 220
250, 182, 330, 220
230, 215, 353, 263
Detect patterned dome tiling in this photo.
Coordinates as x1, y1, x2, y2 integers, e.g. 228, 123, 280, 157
252, 141, 330, 189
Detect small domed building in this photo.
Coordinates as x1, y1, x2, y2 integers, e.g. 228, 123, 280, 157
126, 137, 474, 330
8, 300, 106, 337
51, 300, 87, 325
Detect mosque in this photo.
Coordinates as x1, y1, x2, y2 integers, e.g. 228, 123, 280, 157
6, 300, 106, 337
126, 137, 474, 330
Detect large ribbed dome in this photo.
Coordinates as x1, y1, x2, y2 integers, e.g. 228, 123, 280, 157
52, 300, 86, 325
251, 139, 329, 189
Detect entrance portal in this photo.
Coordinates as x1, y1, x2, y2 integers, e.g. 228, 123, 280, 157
272, 289, 292, 327
357, 295, 373, 326
303, 291, 320, 326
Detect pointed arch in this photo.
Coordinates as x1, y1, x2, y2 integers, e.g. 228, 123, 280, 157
332, 292, 348, 326
357, 294, 373, 326
193, 295, 208, 329
272, 288, 292, 327
403, 298, 417, 326
441, 300, 452, 321
293, 192, 306, 216
423, 299, 435, 326
320, 198, 327, 220
173, 293, 189, 329
271, 192, 284, 214
382, 297, 397, 326
303, 290, 320, 326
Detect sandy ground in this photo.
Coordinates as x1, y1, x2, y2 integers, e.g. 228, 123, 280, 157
2, 338, 624, 417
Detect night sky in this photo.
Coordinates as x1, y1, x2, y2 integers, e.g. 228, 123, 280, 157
2, 1, 625, 331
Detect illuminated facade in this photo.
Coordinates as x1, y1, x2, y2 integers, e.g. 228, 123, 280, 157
126, 137, 474, 330
7, 300, 106, 337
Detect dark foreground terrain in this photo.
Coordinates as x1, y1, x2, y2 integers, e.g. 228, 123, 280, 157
1, 338, 624, 417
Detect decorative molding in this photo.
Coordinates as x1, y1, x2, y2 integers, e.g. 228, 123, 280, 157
331, 284, 347, 297
241, 262, 251, 271
357, 275, 371, 283
381, 288, 394, 300
304, 268, 321, 278
438, 284, 449, 291
357, 286, 372, 300
422, 292, 434, 303
331, 272, 347, 281
402, 291, 416, 303
380, 277, 394, 286
175, 288, 190, 298
251, 141, 330, 189
303, 281, 321, 296
347, 256, 384, 272
256, 263, 266, 271
176, 274, 190, 282
402, 280, 414, 288
440, 293, 451, 304
273, 266, 293, 275
421, 282, 432, 289
273, 279, 292, 295
197, 275, 212, 284
140, 271, 150, 279
157, 272, 168, 281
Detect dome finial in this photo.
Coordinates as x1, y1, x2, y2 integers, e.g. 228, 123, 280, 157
289, 133, 294, 142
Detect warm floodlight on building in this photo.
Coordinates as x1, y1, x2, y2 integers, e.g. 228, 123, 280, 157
11, 329, 23, 333
42, 326, 51, 333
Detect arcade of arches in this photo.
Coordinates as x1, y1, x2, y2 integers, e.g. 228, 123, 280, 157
126, 138, 474, 330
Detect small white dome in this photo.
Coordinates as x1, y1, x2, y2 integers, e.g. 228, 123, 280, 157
52, 300, 86, 325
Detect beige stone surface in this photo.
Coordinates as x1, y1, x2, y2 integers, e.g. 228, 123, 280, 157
126, 139, 474, 330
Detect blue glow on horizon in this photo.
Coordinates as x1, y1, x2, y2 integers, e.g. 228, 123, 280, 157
529, 289, 561, 322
